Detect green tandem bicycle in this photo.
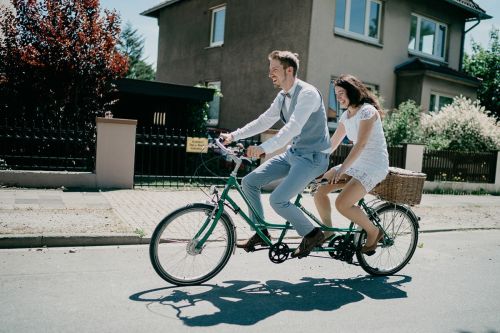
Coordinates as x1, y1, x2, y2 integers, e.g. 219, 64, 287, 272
150, 139, 420, 286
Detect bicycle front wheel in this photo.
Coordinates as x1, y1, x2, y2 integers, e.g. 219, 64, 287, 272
150, 203, 235, 286
356, 203, 419, 276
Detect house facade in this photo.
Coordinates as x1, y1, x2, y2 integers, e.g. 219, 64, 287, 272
142, 0, 491, 131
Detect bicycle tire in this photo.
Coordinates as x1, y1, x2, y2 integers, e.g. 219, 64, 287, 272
356, 203, 419, 276
150, 203, 235, 286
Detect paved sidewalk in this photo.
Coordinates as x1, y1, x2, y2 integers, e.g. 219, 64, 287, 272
0, 187, 499, 248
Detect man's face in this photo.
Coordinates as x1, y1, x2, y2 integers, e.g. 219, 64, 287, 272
268, 59, 288, 89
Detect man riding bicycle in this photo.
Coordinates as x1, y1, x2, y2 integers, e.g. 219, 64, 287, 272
220, 50, 331, 258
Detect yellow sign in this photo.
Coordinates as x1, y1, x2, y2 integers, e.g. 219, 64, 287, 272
186, 137, 209, 153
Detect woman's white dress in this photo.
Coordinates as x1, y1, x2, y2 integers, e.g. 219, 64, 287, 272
336, 103, 389, 192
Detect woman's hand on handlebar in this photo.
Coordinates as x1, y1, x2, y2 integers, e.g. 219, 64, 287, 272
323, 167, 337, 183
323, 167, 349, 184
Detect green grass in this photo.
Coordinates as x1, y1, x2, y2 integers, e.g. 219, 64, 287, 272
134, 228, 146, 238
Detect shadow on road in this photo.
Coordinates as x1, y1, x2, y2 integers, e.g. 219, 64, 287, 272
130, 275, 411, 326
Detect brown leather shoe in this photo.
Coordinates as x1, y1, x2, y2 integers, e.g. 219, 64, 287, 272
236, 230, 271, 252
291, 228, 325, 259
361, 228, 384, 253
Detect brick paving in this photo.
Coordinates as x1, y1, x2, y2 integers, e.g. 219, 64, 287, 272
1, 187, 499, 245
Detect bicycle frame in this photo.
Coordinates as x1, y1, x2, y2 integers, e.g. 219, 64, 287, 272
194, 159, 383, 252
150, 140, 420, 285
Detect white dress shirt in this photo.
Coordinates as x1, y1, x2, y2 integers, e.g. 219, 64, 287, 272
231, 79, 323, 154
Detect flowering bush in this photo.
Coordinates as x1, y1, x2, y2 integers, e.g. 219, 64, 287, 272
421, 96, 500, 152
383, 100, 423, 146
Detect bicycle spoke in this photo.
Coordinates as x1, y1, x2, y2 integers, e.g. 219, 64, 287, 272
357, 204, 418, 276
150, 205, 234, 285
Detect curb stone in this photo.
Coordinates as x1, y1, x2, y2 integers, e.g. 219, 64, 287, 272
0, 234, 150, 249
1, 227, 499, 249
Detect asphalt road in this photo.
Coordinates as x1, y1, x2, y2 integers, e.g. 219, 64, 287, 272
1, 230, 499, 333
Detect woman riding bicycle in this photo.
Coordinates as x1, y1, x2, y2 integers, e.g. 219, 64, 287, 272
314, 74, 389, 253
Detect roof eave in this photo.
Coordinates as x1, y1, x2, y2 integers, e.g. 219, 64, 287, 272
115, 78, 215, 102
425, 71, 480, 87
395, 57, 480, 83
442, 0, 492, 20
140, 0, 182, 18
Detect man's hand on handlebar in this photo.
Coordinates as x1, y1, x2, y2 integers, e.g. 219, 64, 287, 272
219, 133, 233, 145
217, 134, 265, 159
247, 145, 265, 159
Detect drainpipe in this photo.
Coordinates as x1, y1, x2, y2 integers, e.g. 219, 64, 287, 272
460, 17, 481, 70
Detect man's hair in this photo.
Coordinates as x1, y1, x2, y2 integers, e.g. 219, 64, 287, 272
268, 50, 300, 76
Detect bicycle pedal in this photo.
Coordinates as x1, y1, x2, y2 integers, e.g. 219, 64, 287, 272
243, 245, 269, 253
291, 251, 311, 259
243, 246, 256, 253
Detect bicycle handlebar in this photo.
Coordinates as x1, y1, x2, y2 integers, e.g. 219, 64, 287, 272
309, 177, 349, 195
214, 137, 236, 155
211, 137, 266, 162
209, 137, 254, 167
210, 138, 345, 189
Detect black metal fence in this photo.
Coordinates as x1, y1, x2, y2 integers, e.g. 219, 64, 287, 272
423, 149, 497, 183
134, 127, 261, 187
134, 128, 408, 188
330, 144, 406, 168
0, 118, 95, 172
4, 119, 497, 186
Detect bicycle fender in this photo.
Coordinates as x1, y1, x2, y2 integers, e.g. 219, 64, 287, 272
195, 202, 238, 251
375, 202, 420, 229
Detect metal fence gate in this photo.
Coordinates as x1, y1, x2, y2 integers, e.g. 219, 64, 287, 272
422, 149, 497, 183
134, 127, 260, 188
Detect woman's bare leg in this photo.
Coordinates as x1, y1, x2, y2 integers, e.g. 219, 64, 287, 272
314, 182, 344, 239
334, 179, 380, 245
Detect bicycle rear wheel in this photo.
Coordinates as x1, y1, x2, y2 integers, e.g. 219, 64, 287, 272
356, 203, 418, 276
150, 203, 235, 286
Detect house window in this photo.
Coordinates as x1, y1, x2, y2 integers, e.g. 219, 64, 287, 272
429, 93, 454, 112
210, 5, 226, 47
334, 0, 382, 41
206, 81, 221, 126
327, 80, 341, 130
409, 14, 447, 60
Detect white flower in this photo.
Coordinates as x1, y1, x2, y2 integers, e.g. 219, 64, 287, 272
421, 96, 500, 151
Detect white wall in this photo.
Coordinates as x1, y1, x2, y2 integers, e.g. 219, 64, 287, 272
0, 118, 138, 189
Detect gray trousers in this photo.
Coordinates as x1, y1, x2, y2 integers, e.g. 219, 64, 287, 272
241, 148, 329, 236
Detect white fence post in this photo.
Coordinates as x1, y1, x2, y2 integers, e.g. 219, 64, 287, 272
95, 117, 137, 189
404, 143, 425, 172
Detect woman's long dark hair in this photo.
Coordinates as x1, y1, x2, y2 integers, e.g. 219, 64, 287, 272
334, 74, 383, 117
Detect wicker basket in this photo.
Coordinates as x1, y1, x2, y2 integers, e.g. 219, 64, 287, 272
369, 167, 427, 205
